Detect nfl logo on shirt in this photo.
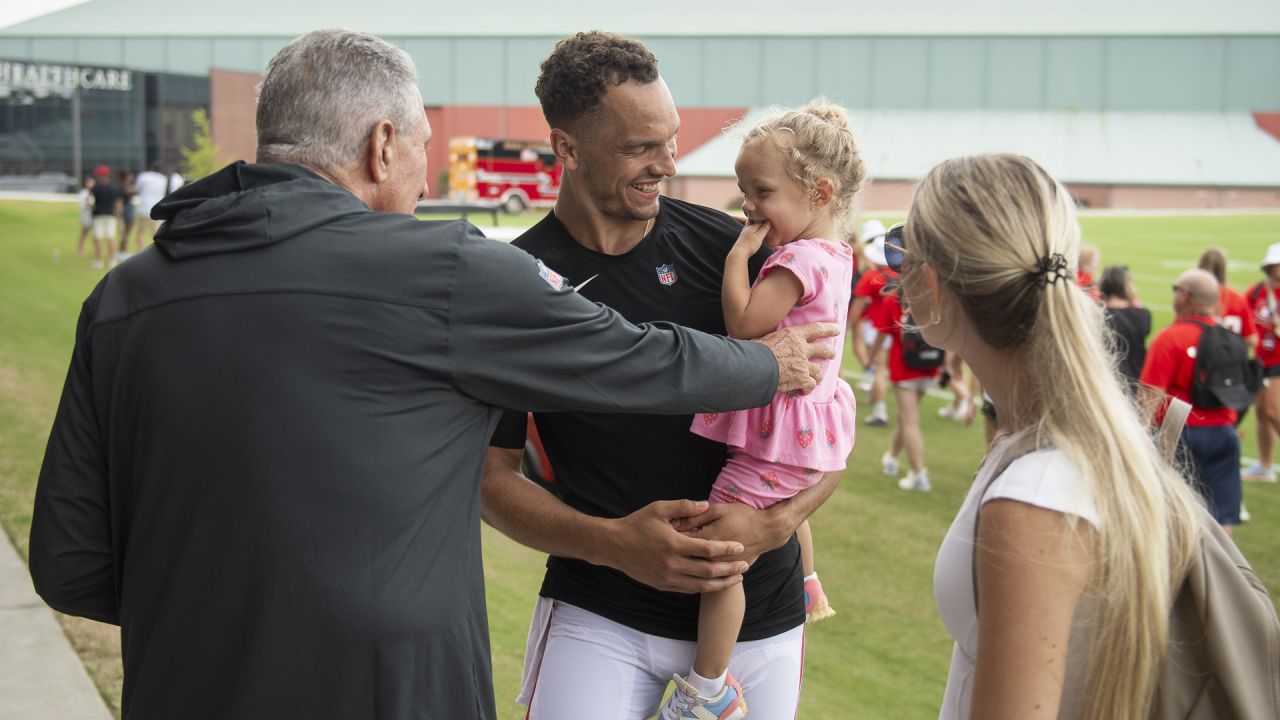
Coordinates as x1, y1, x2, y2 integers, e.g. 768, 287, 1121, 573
536, 259, 565, 291
655, 263, 677, 286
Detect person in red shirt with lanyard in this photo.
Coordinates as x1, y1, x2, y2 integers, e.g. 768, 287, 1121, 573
1139, 269, 1242, 535
1243, 243, 1280, 482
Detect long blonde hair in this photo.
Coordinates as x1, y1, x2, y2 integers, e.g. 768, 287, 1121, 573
907, 154, 1202, 719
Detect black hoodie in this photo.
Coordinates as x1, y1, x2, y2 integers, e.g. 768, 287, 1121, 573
29, 162, 777, 719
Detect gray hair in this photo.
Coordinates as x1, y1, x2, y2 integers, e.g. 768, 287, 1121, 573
256, 29, 421, 170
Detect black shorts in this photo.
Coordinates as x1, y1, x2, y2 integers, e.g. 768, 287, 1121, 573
1266, 364, 1280, 379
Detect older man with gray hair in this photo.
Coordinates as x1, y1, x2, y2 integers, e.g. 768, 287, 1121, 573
28, 29, 834, 719
1140, 268, 1243, 535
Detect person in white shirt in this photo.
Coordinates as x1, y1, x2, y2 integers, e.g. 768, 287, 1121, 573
891, 153, 1205, 720
167, 168, 184, 194
76, 176, 95, 258
133, 164, 169, 249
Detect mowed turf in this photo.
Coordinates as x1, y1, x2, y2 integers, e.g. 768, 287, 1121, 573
0, 199, 1277, 719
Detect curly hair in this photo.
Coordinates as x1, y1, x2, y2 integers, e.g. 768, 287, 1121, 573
535, 31, 659, 132
741, 99, 868, 228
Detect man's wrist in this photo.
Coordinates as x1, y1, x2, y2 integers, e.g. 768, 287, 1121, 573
578, 514, 620, 568
760, 501, 796, 549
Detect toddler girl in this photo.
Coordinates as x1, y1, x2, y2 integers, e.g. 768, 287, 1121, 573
661, 99, 864, 720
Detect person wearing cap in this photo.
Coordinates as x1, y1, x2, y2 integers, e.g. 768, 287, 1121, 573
87, 164, 122, 269
1140, 269, 1242, 535
851, 220, 894, 426
1243, 243, 1280, 482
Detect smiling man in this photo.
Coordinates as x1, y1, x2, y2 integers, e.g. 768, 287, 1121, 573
483, 31, 841, 720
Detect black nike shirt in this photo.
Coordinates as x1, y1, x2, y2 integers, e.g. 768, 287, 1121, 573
491, 196, 806, 641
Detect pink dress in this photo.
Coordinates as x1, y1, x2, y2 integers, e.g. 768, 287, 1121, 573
692, 238, 857, 503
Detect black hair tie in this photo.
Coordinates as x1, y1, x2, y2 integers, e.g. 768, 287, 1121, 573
1033, 253, 1071, 286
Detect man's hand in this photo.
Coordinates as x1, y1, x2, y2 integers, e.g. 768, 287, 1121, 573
600, 499, 750, 594
670, 502, 787, 565
671, 470, 842, 563
755, 322, 839, 393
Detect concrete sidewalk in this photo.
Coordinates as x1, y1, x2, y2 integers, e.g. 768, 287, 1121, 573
0, 530, 112, 719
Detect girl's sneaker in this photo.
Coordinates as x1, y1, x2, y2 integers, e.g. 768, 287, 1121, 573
804, 576, 836, 623
661, 673, 747, 720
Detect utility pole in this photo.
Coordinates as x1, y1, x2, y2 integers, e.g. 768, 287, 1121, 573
71, 87, 82, 181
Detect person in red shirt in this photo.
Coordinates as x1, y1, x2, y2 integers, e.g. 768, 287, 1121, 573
1243, 243, 1280, 482
1139, 269, 1241, 534
874, 288, 939, 491
1198, 247, 1259, 348
851, 229, 895, 426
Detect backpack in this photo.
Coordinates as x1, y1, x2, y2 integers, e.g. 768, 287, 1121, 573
1182, 319, 1263, 411
973, 415, 1280, 719
898, 318, 944, 371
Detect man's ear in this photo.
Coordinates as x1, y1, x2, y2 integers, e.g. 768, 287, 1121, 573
367, 119, 396, 184
550, 128, 579, 171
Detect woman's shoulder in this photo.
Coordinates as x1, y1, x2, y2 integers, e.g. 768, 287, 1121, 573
984, 446, 1100, 528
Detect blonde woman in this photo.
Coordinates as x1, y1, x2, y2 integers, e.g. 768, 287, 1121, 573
887, 154, 1203, 718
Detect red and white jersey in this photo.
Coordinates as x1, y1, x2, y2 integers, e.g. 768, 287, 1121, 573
1217, 285, 1257, 339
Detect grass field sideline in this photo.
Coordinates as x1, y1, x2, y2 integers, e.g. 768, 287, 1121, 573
1, 200, 1277, 718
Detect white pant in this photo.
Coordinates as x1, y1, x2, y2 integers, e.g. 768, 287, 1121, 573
92, 215, 117, 240
520, 600, 805, 720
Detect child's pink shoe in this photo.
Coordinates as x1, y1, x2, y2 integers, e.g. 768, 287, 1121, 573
804, 576, 836, 623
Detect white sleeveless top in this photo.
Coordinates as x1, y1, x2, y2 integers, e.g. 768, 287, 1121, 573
933, 436, 1100, 719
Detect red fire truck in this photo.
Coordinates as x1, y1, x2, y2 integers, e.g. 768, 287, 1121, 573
447, 137, 561, 213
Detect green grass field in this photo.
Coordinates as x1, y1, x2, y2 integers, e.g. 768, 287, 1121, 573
1, 199, 1277, 718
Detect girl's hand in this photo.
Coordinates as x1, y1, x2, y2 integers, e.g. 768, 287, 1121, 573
733, 220, 771, 256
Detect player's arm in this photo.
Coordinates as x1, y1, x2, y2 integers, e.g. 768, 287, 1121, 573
1136, 331, 1176, 424
481, 444, 750, 594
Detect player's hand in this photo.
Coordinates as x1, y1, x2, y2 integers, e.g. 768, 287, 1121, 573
603, 500, 750, 594
672, 502, 788, 566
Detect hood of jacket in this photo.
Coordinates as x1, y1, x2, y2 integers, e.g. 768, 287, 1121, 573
152, 161, 371, 260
